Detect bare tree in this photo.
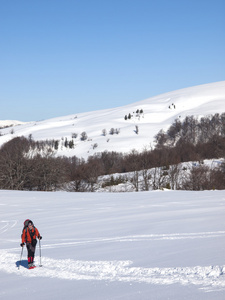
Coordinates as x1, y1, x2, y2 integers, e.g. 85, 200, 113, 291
0, 137, 31, 190
181, 165, 210, 190
151, 167, 167, 190
167, 164, 181, 190
131, 171, 139, 191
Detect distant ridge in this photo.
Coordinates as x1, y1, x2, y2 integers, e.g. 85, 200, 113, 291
0, 81, 224, 159
0, 120, 27, 128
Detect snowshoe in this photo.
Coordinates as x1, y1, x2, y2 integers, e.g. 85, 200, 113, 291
28, 263, 36, 269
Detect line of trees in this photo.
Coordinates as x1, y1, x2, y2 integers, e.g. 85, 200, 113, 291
0, 137, 66, 191
155, 113, 225, 147
0, 112, 225, 191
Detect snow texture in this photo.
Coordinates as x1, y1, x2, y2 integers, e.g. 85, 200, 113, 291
0, 189, 225, 299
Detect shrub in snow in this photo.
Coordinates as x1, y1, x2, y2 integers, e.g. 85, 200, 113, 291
80, 131, 88, 141
72, 133, 78, 138
102, 129, 107, 136
69, 140, 74, 149
109, 128, 115, 135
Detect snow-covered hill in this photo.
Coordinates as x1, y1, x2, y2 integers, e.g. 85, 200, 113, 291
0, 81, 224, 159
0, 120, 26, 128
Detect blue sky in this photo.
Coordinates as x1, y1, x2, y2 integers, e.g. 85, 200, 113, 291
0, 0, 224, 121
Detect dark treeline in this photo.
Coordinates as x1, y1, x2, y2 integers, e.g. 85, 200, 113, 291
155, 113, 225, 147
0, 113, 225, 191
0, 137, 65, 191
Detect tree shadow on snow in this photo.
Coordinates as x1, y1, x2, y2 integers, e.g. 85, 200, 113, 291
16, 260, 28, 269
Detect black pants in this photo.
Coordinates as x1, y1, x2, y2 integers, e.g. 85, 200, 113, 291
26, 239, 37, 259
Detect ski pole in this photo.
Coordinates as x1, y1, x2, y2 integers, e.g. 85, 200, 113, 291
39, 239, 42, 267
18, 246, 23, 270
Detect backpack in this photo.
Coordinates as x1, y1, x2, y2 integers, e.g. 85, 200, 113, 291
23, 219, 33, 229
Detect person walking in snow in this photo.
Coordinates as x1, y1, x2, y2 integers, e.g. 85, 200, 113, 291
20, 220, 42, 269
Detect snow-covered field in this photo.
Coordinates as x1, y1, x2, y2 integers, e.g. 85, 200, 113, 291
0, 190, 225, 299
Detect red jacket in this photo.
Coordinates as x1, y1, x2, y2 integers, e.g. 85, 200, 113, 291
22, 227, 40, 244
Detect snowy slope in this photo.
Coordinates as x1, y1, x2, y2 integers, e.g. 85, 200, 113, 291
0, 120, 26, 128
0, 190, 225, 299
0, 81, 224, 159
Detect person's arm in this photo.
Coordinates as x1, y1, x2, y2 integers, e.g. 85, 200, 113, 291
20, 230, 25, 246
35, 228, 42, 239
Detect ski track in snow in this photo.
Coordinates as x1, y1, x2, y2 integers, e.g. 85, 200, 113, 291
0, 250, 224, 292
0, 220, 17, 234
29, 231, 225, 250
1, 229, 225, 291
2, 231, 225, 251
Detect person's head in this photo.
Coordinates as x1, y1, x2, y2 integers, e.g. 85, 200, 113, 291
28, 221, 33, 229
